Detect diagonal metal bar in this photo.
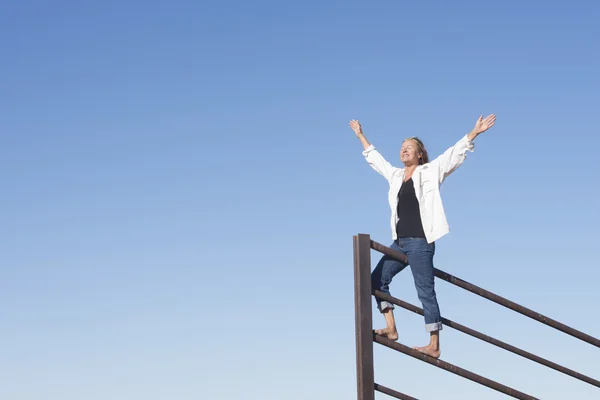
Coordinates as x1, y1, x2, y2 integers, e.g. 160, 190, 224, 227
374, 383, 418, 400
371, 240, 408, 264
374, 290, 600, 388
374, 334, 539, 400
433, 269, 600, 348
370, 240, 600, 348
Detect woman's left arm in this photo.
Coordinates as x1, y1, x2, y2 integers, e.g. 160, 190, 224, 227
430, 114, 497, 184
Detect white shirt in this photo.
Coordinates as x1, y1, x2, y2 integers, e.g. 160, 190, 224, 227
363, 134, 475, 243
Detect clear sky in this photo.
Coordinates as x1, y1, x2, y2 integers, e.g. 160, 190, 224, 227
1, 1, 599, 399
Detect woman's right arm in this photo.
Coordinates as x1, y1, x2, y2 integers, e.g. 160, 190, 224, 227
350, 119, 397, 182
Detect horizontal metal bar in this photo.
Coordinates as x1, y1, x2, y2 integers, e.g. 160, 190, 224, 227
370, 240, 408, 264
433, 269, 600, 348
374, 335, 539, 400
370, 240, 600, 348
374, 290, 600, 388
374, 383, 418, 400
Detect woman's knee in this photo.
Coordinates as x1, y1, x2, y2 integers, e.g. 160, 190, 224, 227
416, 282, 437, 301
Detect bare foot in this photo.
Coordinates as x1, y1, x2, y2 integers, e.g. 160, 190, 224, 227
374, 327, 398, 340
414, 345, 440, 359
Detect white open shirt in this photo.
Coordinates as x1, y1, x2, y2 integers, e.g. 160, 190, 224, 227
362, 134, 475, 244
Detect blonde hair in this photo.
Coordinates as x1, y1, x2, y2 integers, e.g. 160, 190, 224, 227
404, 137, 429, 165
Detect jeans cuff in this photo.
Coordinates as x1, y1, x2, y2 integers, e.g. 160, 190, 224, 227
425, 322, 443, 332
378, 301, 394, 313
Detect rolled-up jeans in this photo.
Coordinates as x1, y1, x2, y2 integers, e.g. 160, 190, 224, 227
371, 237, 443, 332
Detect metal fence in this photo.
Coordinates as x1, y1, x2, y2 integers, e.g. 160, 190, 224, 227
353, 233, 600, 400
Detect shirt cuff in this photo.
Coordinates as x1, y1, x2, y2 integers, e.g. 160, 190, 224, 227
463, 134, 475, 151
362, 144, 376, 156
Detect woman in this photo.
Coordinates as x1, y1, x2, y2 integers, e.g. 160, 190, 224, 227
349, 114, 496, 359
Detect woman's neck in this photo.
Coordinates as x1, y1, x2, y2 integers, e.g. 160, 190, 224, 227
404, 164, 418, 181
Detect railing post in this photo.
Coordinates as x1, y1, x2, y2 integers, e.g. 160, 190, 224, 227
354, 234, 374, 400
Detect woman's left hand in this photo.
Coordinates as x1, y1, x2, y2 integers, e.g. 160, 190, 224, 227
472, 114, 497, 135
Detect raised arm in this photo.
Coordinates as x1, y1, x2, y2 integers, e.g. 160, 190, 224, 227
431, 114, 496, 184
350, 119, 397, 182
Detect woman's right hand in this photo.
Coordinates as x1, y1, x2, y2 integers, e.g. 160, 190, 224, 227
349, 120, 363, 137
350, 119, 372, 150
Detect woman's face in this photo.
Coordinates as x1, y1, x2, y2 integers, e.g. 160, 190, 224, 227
400, 139, 421, 166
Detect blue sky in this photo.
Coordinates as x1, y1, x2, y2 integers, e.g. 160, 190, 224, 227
1, 1, 599, 399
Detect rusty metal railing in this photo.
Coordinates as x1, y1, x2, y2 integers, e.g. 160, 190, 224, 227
353, 233, 600, 400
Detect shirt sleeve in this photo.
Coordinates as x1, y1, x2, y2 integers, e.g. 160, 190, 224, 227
363, 144, 398, 183
429, 134, 475, 184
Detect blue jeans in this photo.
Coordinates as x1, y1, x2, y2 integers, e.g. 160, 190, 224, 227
371, 237, 443, 332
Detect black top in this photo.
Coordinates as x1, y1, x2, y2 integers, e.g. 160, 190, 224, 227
395, 178, 426, 238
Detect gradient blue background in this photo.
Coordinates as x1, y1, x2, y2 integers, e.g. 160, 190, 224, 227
1, 1, 599, 399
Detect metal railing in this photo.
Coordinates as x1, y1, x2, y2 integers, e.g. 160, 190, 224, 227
353, 233, 600, 400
